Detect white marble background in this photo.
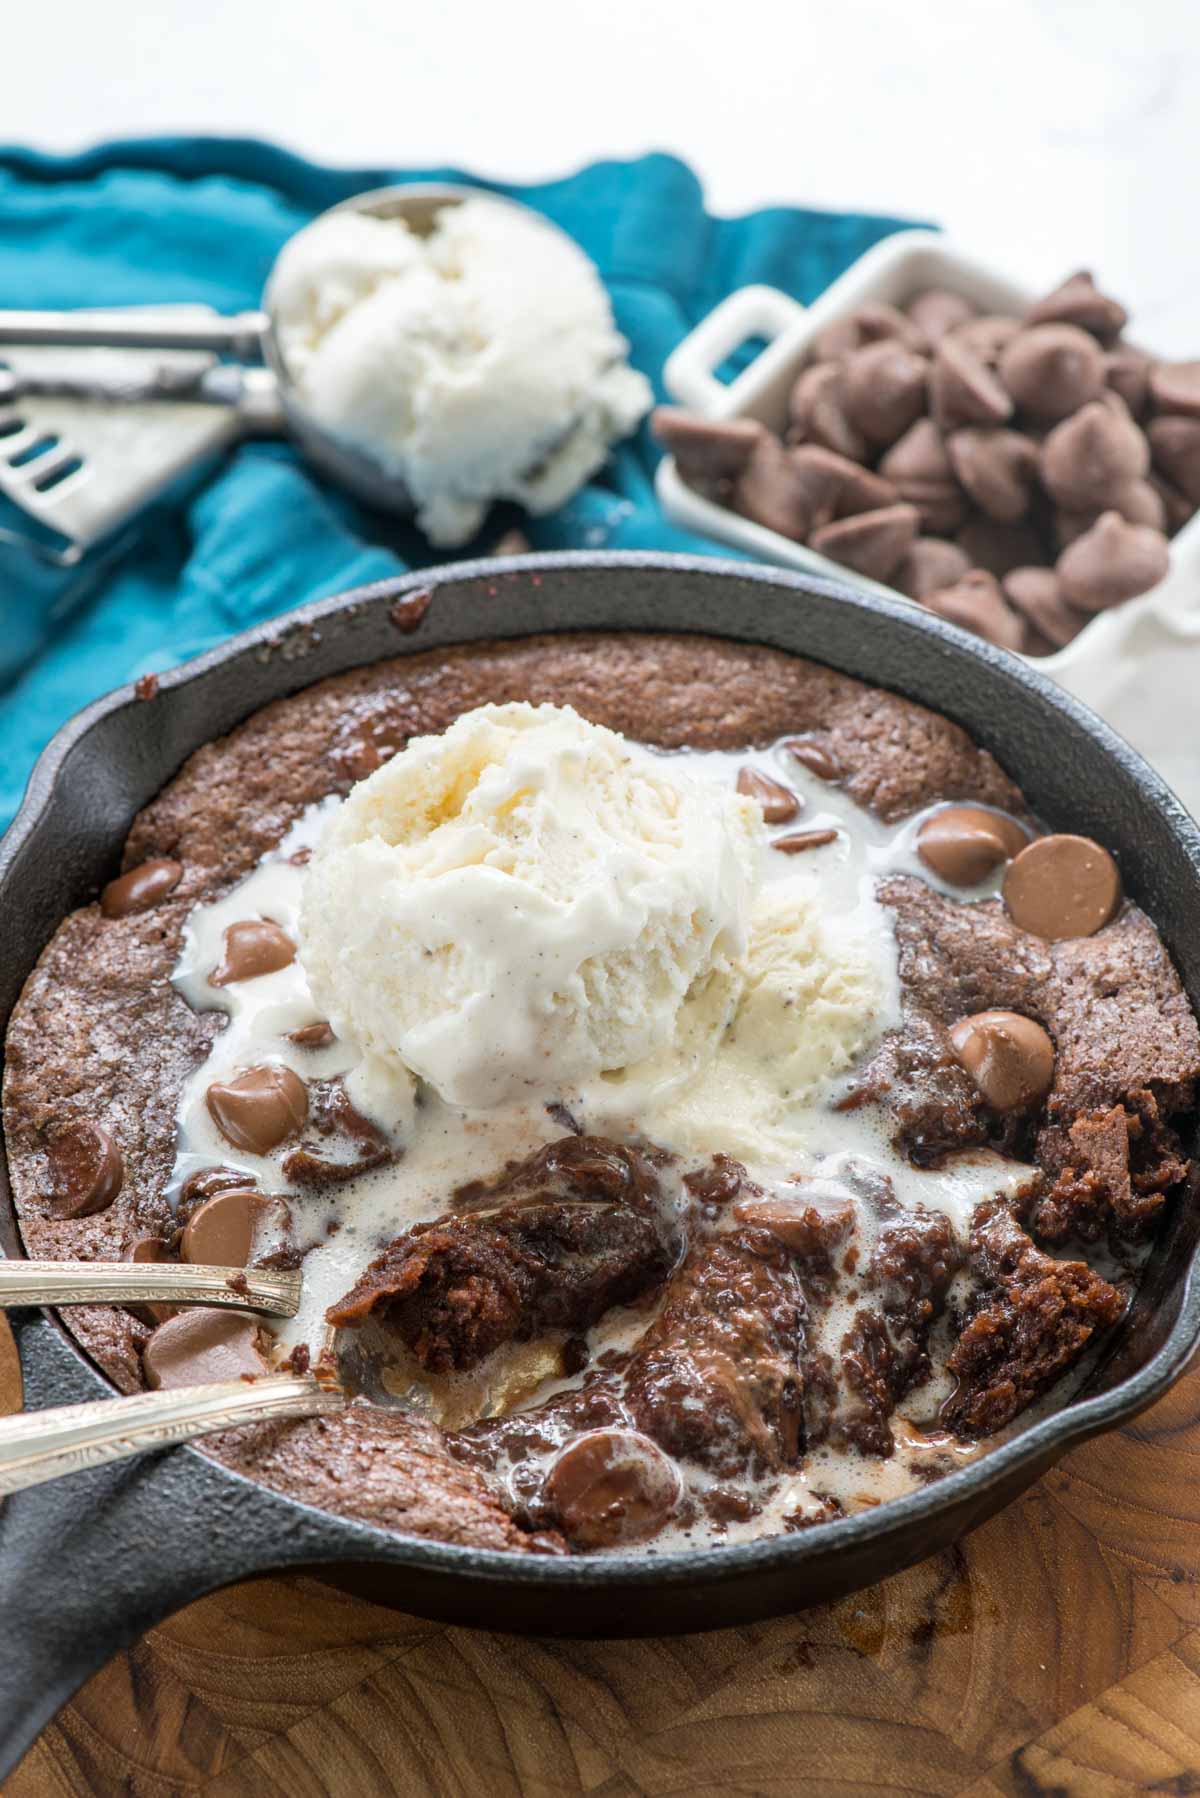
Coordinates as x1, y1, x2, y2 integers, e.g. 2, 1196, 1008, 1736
12, 0, 1198, 350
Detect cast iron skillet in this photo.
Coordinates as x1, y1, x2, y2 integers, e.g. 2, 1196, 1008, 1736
2, 552, 1200, 1775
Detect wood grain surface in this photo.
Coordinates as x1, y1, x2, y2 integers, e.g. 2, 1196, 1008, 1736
5, 1317, 1200, 1797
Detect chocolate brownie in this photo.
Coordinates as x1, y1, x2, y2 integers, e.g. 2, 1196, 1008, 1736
4, 631, 1197, 1551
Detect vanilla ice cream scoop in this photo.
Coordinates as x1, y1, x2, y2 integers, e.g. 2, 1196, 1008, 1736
299, 704, 763, 1108
268, 197, 652, 546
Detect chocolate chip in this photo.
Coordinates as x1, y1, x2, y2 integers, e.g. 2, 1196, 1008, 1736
732, 435, 814, 539
949, 315, 1022, 368
46, 1121, 123, 1218
930, 333, 1014, 432
209, 919, 297, 987
1148, 416, 1200, 504
1056, 511, 1169, 610
999, 324, 1106, 420
182, 1188, 287, 1267
916, 805, 1029, 885
125, 1235, 179, 1326
1055, 478, 1166, 548
781, 445, 895, 533
950, 1010, 1056, 1111
773, 828, 839, 854
1148, 360, 1200, 419
946, 427, 1039, 522
787, 363, 867, 461
206, 1065, 308, 1155
737, 766, 801, 824
784, 739, 842, 782
809, 503, 919, 582
808, 316, 864, 361
289, 846, 313, 867
1003, 833, 1121, 940
1025, 271, 1128, 343
905, 288, 976, 344
1105, 346, 1152, 417
143, 1311, 271, 1390
180, 1165, 258, 1209
957, 515, 1048, 580
810, 302, 925, 362
1041, 400, 1150, 510
389, 588, 433, 634
100, 857, 182, 919
840, 341, 928, 448
878, 419, 967, 534
1149, 470, 1196, 535
892, 538, 972, 601
289, 1020, 335, 1049
545, 1428, 682, 1549
134, 672, 159, 702
651, 408, 766, 484
1002, 568, 1091, 648
922, 570, 1025, 651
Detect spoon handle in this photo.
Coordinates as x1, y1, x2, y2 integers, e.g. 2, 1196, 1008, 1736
0, 1374, 343, 1497
0, 308, 270, 359
0, 1261, 301, 1318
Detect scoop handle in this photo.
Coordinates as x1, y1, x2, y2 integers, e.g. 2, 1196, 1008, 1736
0, 308, 270, 360
0, 1373, 343, 1498
0, 1259, 301, 1316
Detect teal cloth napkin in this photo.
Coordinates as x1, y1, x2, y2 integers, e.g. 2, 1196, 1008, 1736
0, 138, 918, 832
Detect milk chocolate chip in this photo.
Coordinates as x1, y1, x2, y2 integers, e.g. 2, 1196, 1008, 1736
182, 1188, 287, 1267
206, 1065, 308, 1155
950, 1010, 1055, 1111
1149, 360, 1200, 419
732, 1194, 855, 1255
784, 739, 842, 782
774, 828, 840, 854
809, 503, 919, 581
957, 515, 1047, 580
209, 919, 296, 986
545, 1428, 682, 1549
946, 427, 1039, 521
737, 766, 801, 824
1106, 346, 1152, 417
1041, 400, 1150, 510
892, 538, 972, 601
922, 571, 1025, 651
143, 1311, 271, 1390
732, 435, 813, 538
840, 340, 928, 448
46, 1121, 123, 1217
788, 362, 868, 462
917, 805, 1028, 886
950, 315, 1021, 368
651, 408, 766, 484
289, 1020, 335, 1049
999, 324, 1106, 420
905, 288, 976, 344
930, 334, 1014, 431
1148, 416, 1200, 504
127, 1235, 178, 1325
1003, 834, 1121, 940
1002, 568, 1090, 649
1056, 511, 1169, 610
100, 857, 182, 919
1026, 271, 1127, 342
878, 419, 967, 535
180, 1165, 258, 1209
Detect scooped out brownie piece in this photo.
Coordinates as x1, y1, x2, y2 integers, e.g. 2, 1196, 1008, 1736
327, 1138, 677, 1372
941, 1201, 1124, 1435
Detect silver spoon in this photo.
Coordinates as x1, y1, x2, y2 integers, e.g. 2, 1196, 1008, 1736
0, 1257, 345, 1496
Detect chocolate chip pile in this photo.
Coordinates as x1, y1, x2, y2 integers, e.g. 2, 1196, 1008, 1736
654, 271, 1200, 654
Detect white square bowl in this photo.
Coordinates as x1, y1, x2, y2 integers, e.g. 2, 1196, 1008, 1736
656, 229, 1200, 678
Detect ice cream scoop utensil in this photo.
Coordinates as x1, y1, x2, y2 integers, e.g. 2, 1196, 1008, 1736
0, 1260, 301, 1317
0, 183, 578, 556
0, 1374, 343, 1498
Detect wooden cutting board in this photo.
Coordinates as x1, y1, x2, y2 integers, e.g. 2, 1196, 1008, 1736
6, 1316, 1200, 1797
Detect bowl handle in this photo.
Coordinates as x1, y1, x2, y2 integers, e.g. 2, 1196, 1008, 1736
664, 286, 806, 416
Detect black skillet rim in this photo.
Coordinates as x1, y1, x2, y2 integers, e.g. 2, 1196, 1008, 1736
4, 547, 1200, 1598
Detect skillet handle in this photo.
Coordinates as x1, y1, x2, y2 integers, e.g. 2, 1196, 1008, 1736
0, 1317, 356, 1780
